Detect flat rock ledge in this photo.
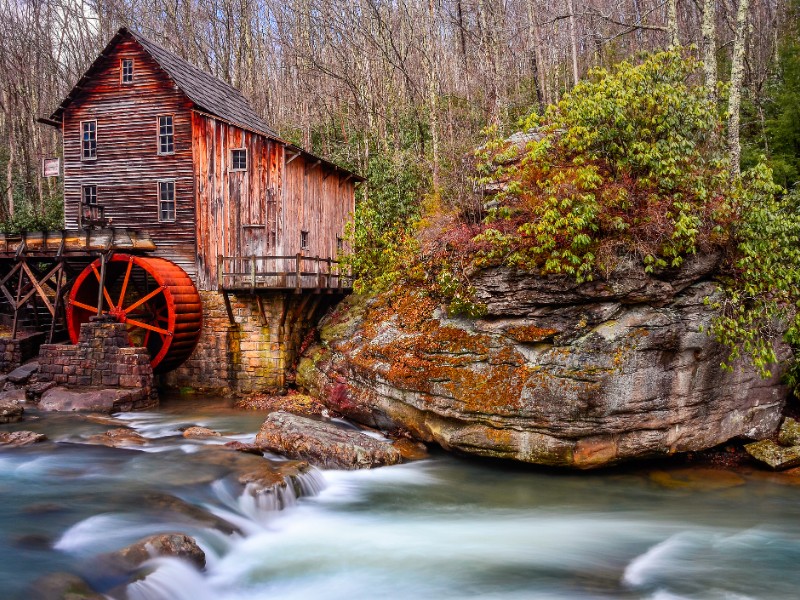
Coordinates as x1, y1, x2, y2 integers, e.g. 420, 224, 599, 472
255, 411, 402, 469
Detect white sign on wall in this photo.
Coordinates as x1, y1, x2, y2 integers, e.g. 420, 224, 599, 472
42, 157, 60, 177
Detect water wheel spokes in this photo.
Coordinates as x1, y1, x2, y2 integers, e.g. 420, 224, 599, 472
66, 254, 202, 373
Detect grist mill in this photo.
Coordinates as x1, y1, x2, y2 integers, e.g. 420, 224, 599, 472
0, 27, 360, 394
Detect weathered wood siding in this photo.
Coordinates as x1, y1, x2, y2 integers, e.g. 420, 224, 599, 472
61, 37, 197, 276
192, 113, 283, 290
281, 154, 355, 262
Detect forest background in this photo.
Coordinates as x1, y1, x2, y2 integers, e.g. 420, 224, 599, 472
1, 0, 799, 234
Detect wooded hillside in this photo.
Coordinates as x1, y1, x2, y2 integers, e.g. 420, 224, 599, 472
1, 0, 798, 231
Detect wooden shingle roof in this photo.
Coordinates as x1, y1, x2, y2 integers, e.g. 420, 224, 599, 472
49, 27, 277, 138
126, 29, 278, 138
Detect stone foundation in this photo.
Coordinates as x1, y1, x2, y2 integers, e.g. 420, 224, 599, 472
0, 332, 45, 373
37, 321, 157, 411
163, 291, 330, 394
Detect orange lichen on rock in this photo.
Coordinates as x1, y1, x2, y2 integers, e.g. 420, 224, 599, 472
504, 325, 559, 343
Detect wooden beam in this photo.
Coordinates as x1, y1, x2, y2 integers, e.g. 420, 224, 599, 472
221, 290, 235, 325
339, 173, 353, 188
18, 261, 58, 316
255, 294, 267, 326
285, 150, 301, 165
305, 159, 321, 175
11, 261, 24, 339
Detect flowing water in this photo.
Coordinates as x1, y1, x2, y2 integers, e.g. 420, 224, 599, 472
1, 395, 799, 599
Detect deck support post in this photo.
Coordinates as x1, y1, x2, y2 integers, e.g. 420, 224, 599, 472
295, 253, 302, 294
48, 263, 64, 343
11, 258, 25, 339
255, 294, 267, 326
96, 253, 107, 318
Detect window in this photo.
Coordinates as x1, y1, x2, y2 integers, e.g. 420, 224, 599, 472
231, 148, 247, 171
158, 180, 175, 222
81, 120, 97, 160
121, 58, 134, 83
300, 230, 309, 250
337, 236, 344, 253
158, 116, 174, 154
82, 184, 97, 205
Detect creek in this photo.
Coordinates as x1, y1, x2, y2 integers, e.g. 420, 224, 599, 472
1, 395, 799, 599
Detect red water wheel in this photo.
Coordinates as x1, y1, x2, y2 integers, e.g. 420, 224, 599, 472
66, 254, 202, 373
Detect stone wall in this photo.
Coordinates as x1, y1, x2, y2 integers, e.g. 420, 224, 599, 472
37, 321, 157, 411
163, 291, 328, 394
0, 332, 45, 373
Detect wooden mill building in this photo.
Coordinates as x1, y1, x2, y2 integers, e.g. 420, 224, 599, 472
33, 27, 361, 392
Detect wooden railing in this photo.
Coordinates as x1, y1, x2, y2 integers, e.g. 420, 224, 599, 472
218, 254, 353, 291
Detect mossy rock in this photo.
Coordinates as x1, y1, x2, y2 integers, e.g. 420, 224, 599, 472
745, 440, 800, 470
778, 417, 800, 446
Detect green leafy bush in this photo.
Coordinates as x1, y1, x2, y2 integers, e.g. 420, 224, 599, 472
1, 195, 64, 234
710, 178, 800, 377
463, 49, 800, 377
473, 50, 730, 281
341, 146, 428, 294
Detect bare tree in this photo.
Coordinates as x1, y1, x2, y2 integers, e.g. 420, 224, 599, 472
702, 0, 718, 99
728, 0, 751, 176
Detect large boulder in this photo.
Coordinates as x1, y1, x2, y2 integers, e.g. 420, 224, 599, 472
38, 387, 156, 413
298, 257, 789, 468
255, 411, 402, 469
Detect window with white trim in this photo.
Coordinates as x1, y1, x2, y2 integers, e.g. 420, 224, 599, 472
231, 148, 247, 171
82, 184, 97, 205
158, 180, 176, 222
121, 58, 134, 83
158, 115, 174, 154
81, 120, 97, 160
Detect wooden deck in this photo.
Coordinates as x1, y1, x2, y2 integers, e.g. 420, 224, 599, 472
218, 255, 353, 292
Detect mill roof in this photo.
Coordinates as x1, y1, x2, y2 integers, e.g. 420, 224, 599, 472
45, 27, 363, 180
48, 27, 276, 138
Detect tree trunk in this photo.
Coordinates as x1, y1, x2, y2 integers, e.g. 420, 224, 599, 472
566, 0, 580, 86
702, 0, 717, 100
728, 0, 750, 177
667, 0, 680, 47
426, 0, 440, 192
6, 118, 14, 218
527, 0, 548, 110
